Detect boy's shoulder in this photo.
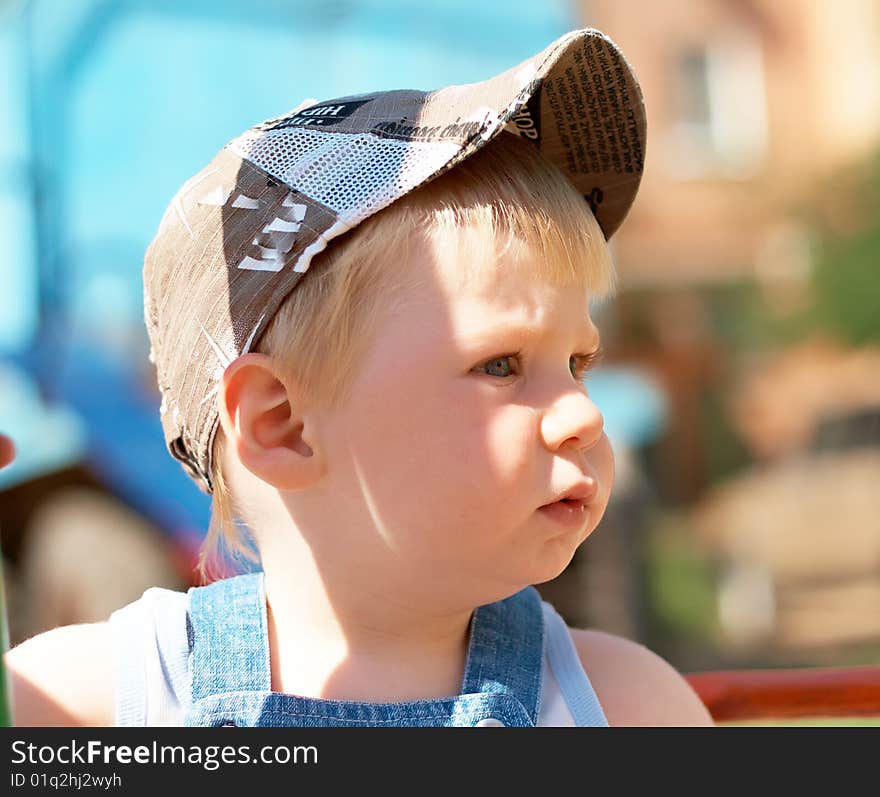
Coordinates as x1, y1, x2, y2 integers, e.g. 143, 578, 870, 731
568, 628, 714, 727
5, 621, 115, 726
5, 585, 190, 728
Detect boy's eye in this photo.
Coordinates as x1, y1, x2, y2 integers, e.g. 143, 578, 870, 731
479, 355, 517, 378
570, 349, 604, 381
475, 349, 603, 381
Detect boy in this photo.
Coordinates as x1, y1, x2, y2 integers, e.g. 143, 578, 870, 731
5, 29, 712, 726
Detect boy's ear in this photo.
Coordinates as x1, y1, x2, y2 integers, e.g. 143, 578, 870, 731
218, 353, 324, 490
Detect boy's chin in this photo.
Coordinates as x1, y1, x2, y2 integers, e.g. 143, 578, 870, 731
509, 541, 584, 591
529, 557, 579, 588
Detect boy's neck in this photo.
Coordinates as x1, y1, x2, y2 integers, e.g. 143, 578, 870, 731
262, 565, 474, 703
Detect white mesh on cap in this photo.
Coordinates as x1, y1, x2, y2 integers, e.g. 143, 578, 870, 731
227, 127, 460, 225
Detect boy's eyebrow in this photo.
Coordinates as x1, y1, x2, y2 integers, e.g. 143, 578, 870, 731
464, 322, 601, 352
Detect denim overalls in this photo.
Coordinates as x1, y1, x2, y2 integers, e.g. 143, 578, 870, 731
183, 571, 582, 727
110, 570, 608, 726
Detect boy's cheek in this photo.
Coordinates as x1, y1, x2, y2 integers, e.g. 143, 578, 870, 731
590, 433, 615, 500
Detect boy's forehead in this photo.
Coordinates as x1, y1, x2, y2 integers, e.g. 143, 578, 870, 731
415, 236, 599, 342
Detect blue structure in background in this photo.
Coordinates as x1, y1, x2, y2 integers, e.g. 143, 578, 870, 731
0, 0, 666, 564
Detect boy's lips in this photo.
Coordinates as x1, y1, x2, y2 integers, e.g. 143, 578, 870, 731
539, 481, 599, 510
537, 495, 593, 528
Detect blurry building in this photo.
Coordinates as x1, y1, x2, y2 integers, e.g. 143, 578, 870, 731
588, 0, 880, 284
580, 0, 880, 502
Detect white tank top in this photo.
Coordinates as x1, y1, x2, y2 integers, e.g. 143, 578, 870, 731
109, 586, 607, 727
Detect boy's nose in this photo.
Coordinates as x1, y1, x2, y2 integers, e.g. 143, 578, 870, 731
540, 390, 605, 453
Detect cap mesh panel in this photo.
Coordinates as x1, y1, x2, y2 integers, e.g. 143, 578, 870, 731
227, 127, 459, 224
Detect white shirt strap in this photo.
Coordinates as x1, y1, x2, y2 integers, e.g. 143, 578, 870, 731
541, 601, 609, 727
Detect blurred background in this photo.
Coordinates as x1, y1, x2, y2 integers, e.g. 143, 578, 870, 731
0, 0, 878, 678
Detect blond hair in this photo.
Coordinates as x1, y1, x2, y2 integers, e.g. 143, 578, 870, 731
199, 131, 616, 584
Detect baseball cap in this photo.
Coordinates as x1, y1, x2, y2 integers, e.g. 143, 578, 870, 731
143, 27, 647, 495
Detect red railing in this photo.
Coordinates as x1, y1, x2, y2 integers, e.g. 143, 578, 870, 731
685, 666, 880, 722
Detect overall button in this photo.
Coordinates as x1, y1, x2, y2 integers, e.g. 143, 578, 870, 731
475, 717, 506, 727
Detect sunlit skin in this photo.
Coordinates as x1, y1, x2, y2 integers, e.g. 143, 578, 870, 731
219, 224, 615, 701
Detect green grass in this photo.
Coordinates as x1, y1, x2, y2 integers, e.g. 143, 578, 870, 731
642, 511, 718, 647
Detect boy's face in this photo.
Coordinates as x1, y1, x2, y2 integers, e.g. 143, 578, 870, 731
312, 225, 614, 601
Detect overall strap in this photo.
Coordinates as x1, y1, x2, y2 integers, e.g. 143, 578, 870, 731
460, 585, 544, 725
188, 571, 271, 700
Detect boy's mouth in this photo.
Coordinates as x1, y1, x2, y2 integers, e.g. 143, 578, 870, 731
541, 482, 598, 509
542, 497, 584, 508
537, 497, 590, 527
